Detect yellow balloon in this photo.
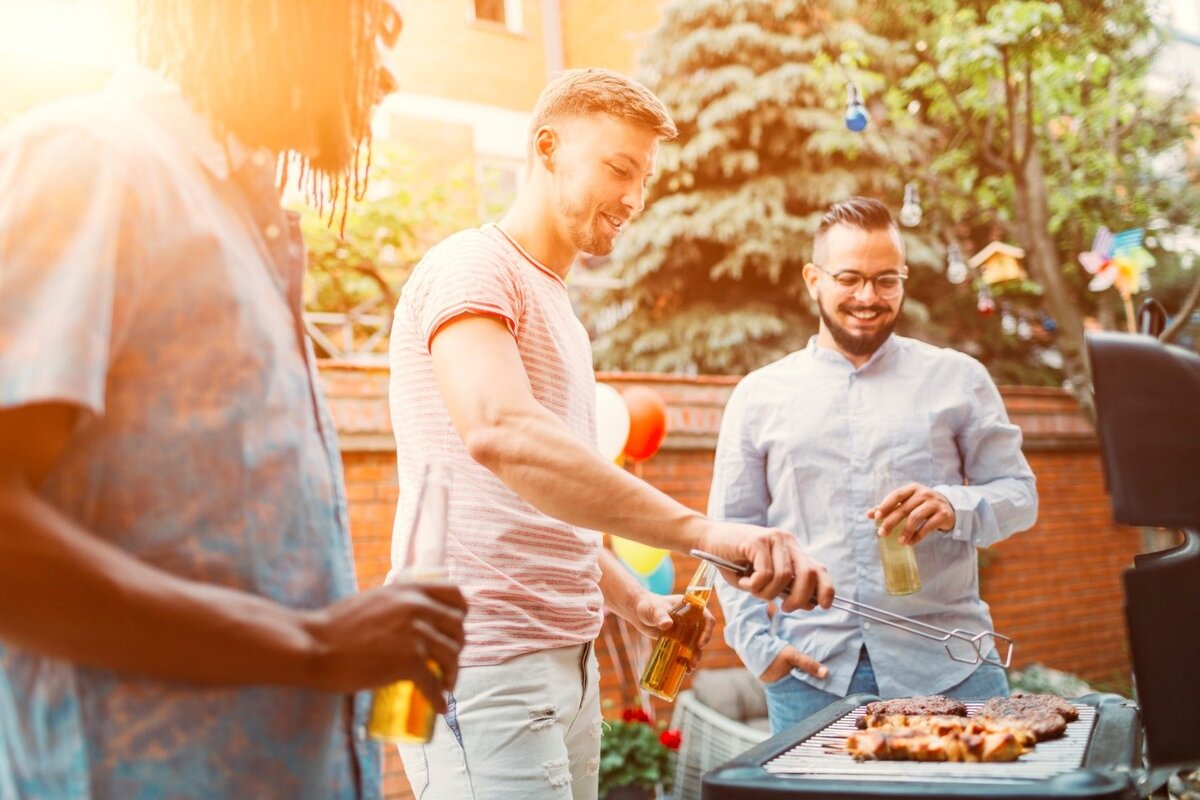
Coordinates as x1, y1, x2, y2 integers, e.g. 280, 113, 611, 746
612, 536, 668, 576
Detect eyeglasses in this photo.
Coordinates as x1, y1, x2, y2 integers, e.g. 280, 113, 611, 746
812, 264, 909, 299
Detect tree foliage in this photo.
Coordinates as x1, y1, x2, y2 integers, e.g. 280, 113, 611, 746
586, 0, 944, 375
590, 0, 1200, 393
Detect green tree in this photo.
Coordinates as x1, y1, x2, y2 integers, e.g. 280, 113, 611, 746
882, 0, 1200, 415
293, 144, 481, 357
586, 0, 944, 375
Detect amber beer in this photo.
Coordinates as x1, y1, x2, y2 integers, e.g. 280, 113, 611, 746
367, 572, 444, 743
873, 465, 921, 596
368, 464, 452, 744
639, 561, 716, 702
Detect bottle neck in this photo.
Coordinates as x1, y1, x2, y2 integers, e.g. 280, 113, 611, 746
685, 561, 717, 598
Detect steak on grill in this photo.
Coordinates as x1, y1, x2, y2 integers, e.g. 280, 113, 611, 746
976, 697, 1069, 741
862, 695, 967, 718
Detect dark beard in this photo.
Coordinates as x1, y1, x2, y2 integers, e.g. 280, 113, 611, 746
819, 297, 899, 357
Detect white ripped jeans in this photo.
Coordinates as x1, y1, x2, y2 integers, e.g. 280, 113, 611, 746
398, 641, 602, 800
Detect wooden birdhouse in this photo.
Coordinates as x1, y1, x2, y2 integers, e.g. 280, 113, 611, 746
968, 242, 1027, 286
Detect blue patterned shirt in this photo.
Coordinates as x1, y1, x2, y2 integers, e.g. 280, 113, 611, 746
0, 68, 380, 799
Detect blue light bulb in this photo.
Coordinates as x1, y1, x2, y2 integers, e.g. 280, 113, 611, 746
845, 83, 870, 132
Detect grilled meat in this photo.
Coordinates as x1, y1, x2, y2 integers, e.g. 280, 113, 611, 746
846, 727, 1031, 762
863, 695, 967, 718
976, 697, 1070, 741
1007, 692, 1080, 721
856, 714, 1036, 747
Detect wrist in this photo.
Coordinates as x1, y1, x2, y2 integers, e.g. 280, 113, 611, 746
296, 608, 335, 691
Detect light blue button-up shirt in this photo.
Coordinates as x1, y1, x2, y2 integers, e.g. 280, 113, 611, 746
712, 335, 1037, 698
0, 68, 379, 799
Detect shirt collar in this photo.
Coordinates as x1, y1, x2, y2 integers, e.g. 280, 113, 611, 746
805, 333, 899, 372
106, 65, 272, 183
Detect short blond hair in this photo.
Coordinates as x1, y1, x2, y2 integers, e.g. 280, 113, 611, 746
530, 68, 677, 141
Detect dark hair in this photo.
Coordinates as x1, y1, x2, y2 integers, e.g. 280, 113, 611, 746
817, 197, 895, 235
137, 0, 398, 227
813, 197, 899, 263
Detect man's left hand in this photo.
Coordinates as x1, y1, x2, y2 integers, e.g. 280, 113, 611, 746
631, 593, 715, 672
868, 483, 956, 545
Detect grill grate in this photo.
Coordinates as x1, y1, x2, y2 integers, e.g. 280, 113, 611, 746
765, 703, 1097, 784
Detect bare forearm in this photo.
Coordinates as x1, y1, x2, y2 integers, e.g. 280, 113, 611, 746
467, 406, 704, 550
0, 482, 320, 688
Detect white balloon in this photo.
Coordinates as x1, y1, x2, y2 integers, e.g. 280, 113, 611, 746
595, 383, 631, 461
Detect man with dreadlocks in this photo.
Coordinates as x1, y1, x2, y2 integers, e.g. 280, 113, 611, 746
0, 2, 465, 798
387, 68, 835, 799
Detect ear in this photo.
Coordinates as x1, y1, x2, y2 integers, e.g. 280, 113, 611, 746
533, 126, 556, 171
802, 263, 821, 301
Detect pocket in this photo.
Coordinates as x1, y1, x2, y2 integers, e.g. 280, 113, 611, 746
881, 413, 934, 487
397, 744, 429, 798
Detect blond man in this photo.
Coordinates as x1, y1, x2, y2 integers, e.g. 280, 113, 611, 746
387, 68, 834, 799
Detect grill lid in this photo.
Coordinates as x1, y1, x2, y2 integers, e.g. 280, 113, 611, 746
1086, 332, 1200, 771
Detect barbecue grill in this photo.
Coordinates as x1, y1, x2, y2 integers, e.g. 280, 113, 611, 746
699, 331, 1200, 799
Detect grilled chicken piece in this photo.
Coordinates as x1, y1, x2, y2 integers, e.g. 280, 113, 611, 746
864, 695, 967, 718
845, 727, 1032, 762
856, 714, 1036, 747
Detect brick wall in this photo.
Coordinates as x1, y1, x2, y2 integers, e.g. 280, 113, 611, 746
320, 365, 1146, 799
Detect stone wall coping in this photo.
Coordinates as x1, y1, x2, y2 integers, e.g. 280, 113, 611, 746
318, 362, 1096, 453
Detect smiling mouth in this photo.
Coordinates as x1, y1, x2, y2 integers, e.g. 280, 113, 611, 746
601, 213, 626, 232
846, 308, 885, 321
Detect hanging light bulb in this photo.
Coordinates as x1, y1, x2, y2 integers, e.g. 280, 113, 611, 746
1000, 307, 1018, 335
946, 243, 969, 284
844, 83, 870, 132
977, 286, 996, 316
898, 182, 922, 227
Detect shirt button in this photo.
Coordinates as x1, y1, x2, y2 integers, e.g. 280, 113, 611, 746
355, 725, 367, 741
863, 622, 872, 631
264, 223, 282, 240
857, 567, 867, 577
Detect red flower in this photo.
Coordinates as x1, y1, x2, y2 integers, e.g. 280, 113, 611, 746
620, 707, 652, 724
659, 728, 683, 750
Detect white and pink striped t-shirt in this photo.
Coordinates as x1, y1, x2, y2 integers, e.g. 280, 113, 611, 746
388, 223, 603, 666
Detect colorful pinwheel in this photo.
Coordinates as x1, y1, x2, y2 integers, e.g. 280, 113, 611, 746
1079, 227, 1156, 332
1078, 227, 1155, 295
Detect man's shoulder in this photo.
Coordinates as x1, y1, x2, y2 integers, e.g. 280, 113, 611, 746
894, 336, 987, 373
423, 226, 507, 262
732, 350, 808, 403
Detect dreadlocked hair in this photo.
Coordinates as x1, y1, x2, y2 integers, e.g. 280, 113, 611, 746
136, 0, 394, 231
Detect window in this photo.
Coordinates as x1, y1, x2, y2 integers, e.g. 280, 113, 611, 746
470, 0, 523, 34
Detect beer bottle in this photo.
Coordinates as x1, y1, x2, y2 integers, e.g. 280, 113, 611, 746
368, 463, 452, 743
639, 560, 716, 702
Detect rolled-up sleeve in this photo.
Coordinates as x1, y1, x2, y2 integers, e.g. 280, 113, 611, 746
709, 379, 788, 679
936, 361, 1038, 548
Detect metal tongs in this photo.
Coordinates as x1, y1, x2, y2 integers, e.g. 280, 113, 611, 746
690, 549, 1014, 668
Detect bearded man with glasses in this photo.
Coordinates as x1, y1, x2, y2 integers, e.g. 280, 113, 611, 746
712, 197, 1038, 733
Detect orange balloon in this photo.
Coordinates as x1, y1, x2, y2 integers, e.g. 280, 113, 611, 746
621, 386, 668, 462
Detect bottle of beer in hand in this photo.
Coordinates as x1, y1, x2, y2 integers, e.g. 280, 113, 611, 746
368, 463, 452, 744
639, 560, 716, 702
